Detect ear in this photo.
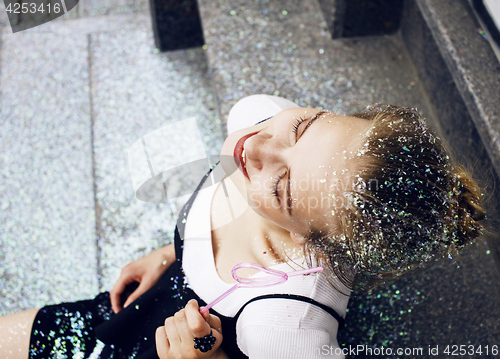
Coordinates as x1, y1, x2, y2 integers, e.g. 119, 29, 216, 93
290, 232, 306, 245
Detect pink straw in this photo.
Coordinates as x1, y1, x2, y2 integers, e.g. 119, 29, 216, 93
199, 263, 323, 314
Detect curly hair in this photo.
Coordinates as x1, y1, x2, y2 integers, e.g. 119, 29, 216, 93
304, 104, 486, 293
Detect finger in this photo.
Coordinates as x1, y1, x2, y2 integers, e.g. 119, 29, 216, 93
174, 308, 202, 344
185, 300, 211, 338
110, 276, 134, 314
206, 314, 223, 335
123, 280, 151, 309
155, 326, 170, 359
198, 307, 223, 334
198, 306, 222, 329
196, 315, 223, 354
197, 306, 223, 347
164, 316, 181, 347
207, 326, 223, 352
200, 306, 211, 321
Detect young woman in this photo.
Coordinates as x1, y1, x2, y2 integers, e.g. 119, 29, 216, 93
0, 95, 486, 359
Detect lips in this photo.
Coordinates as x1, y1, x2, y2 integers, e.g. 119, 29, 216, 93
233, 131, 259, 180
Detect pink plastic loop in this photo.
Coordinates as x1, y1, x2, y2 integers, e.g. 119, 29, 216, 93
199, 263, 323, 314
231, 262, 289, 287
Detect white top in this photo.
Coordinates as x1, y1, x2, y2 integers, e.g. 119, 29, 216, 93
182, 94, 350, 358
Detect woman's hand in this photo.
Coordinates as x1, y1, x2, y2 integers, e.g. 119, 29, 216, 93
156, 299, 227, 359
110, 243, 176, 313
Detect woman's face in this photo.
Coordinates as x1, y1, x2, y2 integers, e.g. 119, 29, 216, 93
221, 107, 372, 238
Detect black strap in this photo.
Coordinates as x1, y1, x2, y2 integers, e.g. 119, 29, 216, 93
234, 294, 345, 330
255, 116, 273, 125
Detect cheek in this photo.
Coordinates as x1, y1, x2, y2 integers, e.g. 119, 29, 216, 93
247, 191, 263, 209
247, 189, 280, 215
247, 178, 267, 206
246, 182, 284, 221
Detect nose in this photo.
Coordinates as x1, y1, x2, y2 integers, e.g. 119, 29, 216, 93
244, 131, 285, 171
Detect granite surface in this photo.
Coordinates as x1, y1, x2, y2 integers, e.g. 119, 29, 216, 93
0, 0, 149, 29
317, 0, 344, 38
414, 0, 500, 180
401, 0, 500, 269
0, 30, 98, 313
62, 0, 149, 19
2, 12, 152, 36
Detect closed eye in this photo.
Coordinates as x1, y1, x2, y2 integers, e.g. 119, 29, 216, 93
291, 117, 307, 137
291, 110, 327, 141
272, 171, 287, 205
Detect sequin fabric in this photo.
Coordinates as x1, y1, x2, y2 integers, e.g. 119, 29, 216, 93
27, 172, 208, 359
28, 269, 194, 359
29, 293, 115, 359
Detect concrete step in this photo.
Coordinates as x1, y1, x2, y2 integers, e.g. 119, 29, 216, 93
0, 28, 98, 314
75, 0, 149, 18
400, 0, 500, 185
399, 0, 500, 271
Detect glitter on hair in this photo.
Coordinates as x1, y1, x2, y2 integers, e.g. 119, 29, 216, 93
304, 104, 486, 293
